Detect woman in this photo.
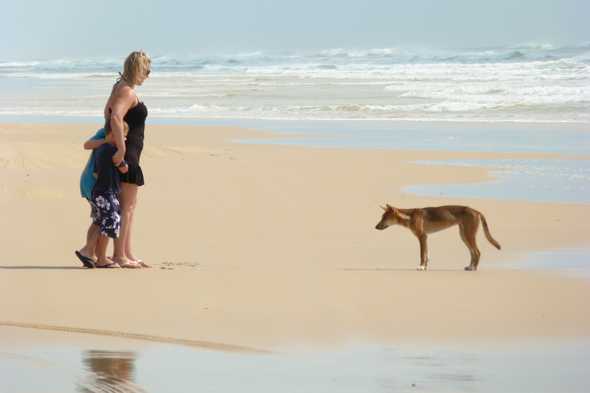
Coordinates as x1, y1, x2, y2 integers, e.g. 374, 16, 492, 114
104, 50, 151, 268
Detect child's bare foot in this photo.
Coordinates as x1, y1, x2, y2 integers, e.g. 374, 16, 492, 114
77, 250, 95, 261
75, 250, 96, 268
95, 258, 120, 268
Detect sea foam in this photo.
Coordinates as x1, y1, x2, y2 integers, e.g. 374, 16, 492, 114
0, 45, 588, 122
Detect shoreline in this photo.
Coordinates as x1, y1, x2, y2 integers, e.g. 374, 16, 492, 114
0, 122, 589, 350
0, 116, 589, 128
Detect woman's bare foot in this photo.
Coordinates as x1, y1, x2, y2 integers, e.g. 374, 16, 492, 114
134, 259, 150, 268
113, 256, 142, 269
124, 253, 150, 268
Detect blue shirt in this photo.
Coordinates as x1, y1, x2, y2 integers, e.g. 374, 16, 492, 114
80, 128, 106, 199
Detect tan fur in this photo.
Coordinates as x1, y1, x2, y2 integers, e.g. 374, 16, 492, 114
375, 204, 501, 271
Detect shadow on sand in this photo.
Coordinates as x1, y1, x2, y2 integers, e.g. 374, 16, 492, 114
0, 265, 85, 270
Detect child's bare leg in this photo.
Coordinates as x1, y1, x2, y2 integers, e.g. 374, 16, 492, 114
95, 234, 118, 267
79, 224, 99, 260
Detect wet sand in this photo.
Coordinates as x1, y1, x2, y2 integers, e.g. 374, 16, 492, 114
2, 327, 589, 393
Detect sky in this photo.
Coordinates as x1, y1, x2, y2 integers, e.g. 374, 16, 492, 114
2, 0, 589, 60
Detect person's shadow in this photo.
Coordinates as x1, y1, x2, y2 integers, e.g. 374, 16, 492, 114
0, 265, 82, 270
77, 350, 145, 393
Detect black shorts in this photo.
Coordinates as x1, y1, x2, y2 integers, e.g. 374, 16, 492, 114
119, 164, 144, 186
90, 191, 121, 238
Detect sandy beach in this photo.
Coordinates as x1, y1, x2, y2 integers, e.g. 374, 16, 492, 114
0, 122, 589, 351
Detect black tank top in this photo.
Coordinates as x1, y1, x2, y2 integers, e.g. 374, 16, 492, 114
123, 102, 148, 166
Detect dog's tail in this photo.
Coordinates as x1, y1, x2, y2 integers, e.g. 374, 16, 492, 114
479, 212, 501, 250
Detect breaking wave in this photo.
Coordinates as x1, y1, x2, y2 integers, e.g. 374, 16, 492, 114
0, 44, 589, 122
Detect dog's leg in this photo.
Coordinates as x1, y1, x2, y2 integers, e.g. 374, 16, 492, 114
470, 216, 482, 270
461, 221, 481, 271
413, 214, 428, 271
459, 225, 472, 270
418, 235, 428, 271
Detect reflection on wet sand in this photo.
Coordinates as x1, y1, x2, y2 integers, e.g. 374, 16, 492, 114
1, 332, 589, 393
77, 350, 145, 393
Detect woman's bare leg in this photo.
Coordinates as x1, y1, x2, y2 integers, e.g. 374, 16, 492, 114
123, 194, 150, 267
113, 182, 141, 268
124, 190, 138, 260
124, 189, 150, 267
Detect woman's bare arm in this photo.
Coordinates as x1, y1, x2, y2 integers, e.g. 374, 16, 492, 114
108, 85, 135, 165
103, 83, 119, 119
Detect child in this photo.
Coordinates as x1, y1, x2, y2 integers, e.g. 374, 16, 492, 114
90, 124, 130, 268
75, 123, 128, 268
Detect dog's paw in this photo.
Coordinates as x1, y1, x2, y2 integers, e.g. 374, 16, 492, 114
416, 265, 427, 271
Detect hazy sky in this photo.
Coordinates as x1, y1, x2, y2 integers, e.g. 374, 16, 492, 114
2, 0, 589, 60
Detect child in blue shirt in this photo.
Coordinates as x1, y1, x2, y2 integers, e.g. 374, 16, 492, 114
91, 126, 129, 268
75, 124, 128, 268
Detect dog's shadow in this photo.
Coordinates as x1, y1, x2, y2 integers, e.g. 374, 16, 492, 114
339, 267, 463, 272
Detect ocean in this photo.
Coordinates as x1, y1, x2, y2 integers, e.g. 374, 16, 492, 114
1, 45, 588, 205
0, 43, 589, 123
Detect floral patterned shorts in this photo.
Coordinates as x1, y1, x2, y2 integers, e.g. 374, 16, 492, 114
90, 191, 121, 238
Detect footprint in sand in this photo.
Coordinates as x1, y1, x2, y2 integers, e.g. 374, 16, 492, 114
159, 261, 200, 270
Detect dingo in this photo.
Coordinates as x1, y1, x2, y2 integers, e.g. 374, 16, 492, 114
375, 204, 501, 271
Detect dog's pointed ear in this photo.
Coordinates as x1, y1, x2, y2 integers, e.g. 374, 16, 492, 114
386, 204, 393, 211
380, 205, 387, 211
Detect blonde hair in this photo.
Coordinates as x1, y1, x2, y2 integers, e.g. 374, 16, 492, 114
120, 50, 151, 86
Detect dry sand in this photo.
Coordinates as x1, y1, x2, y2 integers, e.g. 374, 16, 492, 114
0, 123, 589, 351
